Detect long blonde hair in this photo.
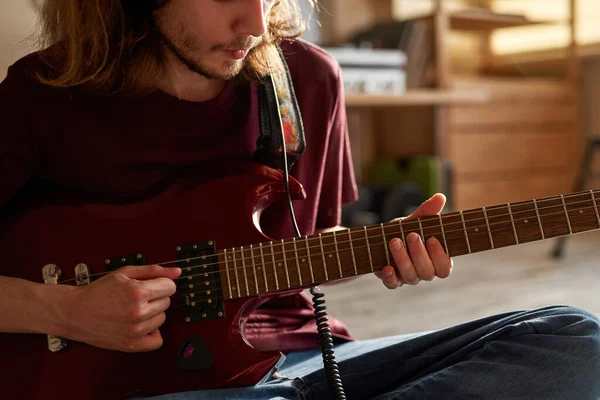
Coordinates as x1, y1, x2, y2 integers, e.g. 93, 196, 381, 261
33, 0, 311, 94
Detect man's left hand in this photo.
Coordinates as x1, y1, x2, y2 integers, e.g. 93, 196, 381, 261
376, 193, 453, 289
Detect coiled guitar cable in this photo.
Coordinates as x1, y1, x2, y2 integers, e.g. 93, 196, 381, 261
309, 286, 347, 400
277, 103, 347, 400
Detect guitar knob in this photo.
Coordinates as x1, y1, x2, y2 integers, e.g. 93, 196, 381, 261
42, 264, 61, 282
48, 336, 67, 353
41, 264, 67, 352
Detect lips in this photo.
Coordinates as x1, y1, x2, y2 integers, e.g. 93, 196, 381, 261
222, 49, 250, 60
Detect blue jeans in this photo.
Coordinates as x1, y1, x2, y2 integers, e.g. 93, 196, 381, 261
138, 305, 600, 399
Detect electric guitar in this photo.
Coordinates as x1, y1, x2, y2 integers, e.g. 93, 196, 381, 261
1, 162, 597, 399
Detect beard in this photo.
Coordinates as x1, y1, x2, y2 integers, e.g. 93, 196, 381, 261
159, 30, 258, 81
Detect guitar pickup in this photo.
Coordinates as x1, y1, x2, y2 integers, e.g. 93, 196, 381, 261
176, 241, 224, 323
104, 252, 145, 272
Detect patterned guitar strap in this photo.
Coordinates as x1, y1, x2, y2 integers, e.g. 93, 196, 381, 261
254, 46, 306, 172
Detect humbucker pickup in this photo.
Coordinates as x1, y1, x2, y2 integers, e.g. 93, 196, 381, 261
176, 241, 224, 323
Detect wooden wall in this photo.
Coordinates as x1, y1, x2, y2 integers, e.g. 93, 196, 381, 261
448, 77, 580, 210
347, 106, 436, 184
318, 0, 394, 44
578, 55, 600, 190
346, 77, 581, 212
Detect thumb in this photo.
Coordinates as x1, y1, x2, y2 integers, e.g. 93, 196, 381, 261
120, 265, 182, 281
403, 193, 446, 221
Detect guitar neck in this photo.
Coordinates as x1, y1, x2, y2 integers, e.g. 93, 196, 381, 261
219, 189, 600, 300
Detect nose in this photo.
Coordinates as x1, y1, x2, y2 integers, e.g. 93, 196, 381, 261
234, 0, 270, 38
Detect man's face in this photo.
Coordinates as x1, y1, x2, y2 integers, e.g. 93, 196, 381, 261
154, 0, 276, 80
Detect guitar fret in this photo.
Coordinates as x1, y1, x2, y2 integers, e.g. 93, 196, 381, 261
561, 195, 573, 234
507, 203, 519, 244
233, 247, 241, 297
437, 215, 448, 253
292, 238, 302, 286
380, 223, 391, 266
459, 211, 472, 254
318, 233, 329, 281
233, 190, 600, 299
281, 239, 291, 288
364, 226, 374, 272
250, 245, 259, 295
398, 220, 406, 245
240, 246, 250, 297
259, 243, 269, 293
533, 199, 545, 240
305, 236, 315, 283
332, 231, 343, 278
482, 207, 494, 249
348, 229, 358, 275
224, 249, 233, 299
509, 201, 544, 244
270, 241, 279, 291
591, 190, 600, 228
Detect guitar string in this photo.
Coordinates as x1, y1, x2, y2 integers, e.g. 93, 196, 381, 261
57, 188, 600, 286
169, 209, 600, 299
70, 210, 600, 306
60, 197, 600, 286
166, 207, 600, 307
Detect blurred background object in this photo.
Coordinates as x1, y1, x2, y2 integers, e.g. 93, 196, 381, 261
323, 47, 407, 95
318, 0, 581, 217
312, 0, 600, 337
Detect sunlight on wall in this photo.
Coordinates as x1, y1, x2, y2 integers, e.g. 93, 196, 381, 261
491, 0, 600, 55
0, 0, 38, 80
392, 0, 466, 19
392, 0, 600, 56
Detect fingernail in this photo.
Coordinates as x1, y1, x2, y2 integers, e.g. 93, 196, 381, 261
408, 233, 420, 243
428, 237, 439, 246
384, 269, 394, 277
390, 238, 403, 250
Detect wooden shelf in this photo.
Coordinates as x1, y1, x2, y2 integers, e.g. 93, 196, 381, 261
345, 89, 489, 107
481, 42, 600, 77
449, 9, 556, 31
411, 9, 557, 33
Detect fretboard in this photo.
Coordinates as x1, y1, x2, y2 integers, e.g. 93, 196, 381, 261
218, 189, 600, 300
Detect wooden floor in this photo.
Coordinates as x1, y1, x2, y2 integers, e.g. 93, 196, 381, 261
319, 230, 600, 339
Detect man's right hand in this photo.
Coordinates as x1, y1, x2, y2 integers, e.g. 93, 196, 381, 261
60, 265, 181, 353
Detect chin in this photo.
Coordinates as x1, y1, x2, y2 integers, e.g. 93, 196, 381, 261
210, 61, 244, 80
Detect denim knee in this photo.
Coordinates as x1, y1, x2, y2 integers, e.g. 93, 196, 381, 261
541, 305, 600, 336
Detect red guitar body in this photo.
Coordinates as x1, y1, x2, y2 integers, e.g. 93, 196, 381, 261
0, 163, 307, 400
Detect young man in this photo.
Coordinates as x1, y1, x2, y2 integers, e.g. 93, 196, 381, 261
1, 1, 599, 399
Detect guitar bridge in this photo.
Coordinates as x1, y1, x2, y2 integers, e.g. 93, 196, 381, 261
176, 241, 224, 323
